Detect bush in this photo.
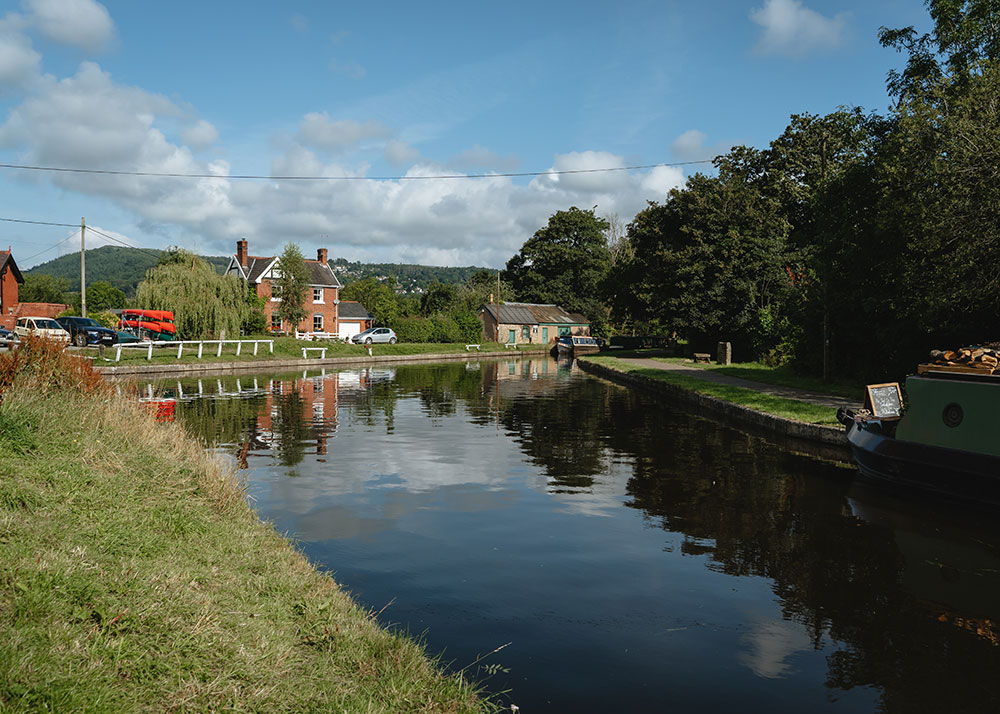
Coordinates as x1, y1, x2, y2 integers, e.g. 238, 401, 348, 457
392, 317, 433, 343
0, 336, 111, 398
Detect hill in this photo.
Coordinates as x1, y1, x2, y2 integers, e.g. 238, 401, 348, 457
25, 247, 229, 297
25, 247, 491, 297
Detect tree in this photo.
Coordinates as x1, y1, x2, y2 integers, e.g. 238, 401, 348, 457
505, 207, 611, 326
85, 281, 127, 312
272, 243, 311, 334
19, 274, 70, 304
340, 277, 400, 326
135, 250, 251, 339
419, 282, 459, 316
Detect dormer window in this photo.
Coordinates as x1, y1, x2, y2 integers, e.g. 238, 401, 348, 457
313, 288, 323, 303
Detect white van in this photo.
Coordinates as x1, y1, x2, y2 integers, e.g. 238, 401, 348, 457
14, 316, 71, 344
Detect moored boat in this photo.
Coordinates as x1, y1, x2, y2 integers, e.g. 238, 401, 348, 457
556, 335, 600, 357
841, 366, 1000, 508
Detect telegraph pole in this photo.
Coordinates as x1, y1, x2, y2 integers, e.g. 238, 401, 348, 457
496, 270, 501, 342
80, 217, 86, 318
820, 135, 828, 382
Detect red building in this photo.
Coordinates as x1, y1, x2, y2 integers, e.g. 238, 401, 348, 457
0, 250, 69, 331
227, 240, 343, 336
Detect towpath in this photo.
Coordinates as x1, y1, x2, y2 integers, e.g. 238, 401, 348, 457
617, 358, 860, 410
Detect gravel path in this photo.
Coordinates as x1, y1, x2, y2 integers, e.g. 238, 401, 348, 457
617, 358, 861, 410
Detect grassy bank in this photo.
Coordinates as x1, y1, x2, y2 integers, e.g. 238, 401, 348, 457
584, 354, 841, 425
0, 339, 490, 713
81, 337, 548, 367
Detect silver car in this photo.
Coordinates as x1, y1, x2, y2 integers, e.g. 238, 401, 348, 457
13, 316, 71, 344
351, 327, 397, 345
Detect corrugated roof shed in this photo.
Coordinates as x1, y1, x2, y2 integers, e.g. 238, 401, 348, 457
480, 302, 589, 325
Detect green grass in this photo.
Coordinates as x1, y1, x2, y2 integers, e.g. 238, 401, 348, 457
0, 386, 493, 713
79, 336, 548, 367
585, 355, 842, 425
651, 357, 863, 400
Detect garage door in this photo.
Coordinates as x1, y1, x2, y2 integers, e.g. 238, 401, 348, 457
340, 321, 362, 340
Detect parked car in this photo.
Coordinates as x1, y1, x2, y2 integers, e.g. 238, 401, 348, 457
351, 327, 397, 345
13, 316, 71, 344
56, 316, 119, 347
0, 326, 13, 348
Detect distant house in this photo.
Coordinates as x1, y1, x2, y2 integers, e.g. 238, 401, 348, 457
337, 300, 373, 340
227, 240, 343, 336
478, 302, 590, 345
0, 249, 69, 330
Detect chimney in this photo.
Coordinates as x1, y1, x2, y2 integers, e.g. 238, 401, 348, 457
317, 248, 328, 265
236, 239, 248, 268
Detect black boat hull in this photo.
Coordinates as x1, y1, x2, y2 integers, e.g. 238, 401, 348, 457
846, 421, 1000, 507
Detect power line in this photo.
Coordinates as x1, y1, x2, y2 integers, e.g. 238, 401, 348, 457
85, 226, 164, 260
20, 229, 82, 262
0, 216, 79, 228
0, 159, 715, 182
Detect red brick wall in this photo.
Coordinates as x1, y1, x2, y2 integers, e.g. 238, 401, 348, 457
261, 281, 339, 334
0, 268, 18, 318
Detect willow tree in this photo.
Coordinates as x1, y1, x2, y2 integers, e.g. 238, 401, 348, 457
135, 250, 250, 339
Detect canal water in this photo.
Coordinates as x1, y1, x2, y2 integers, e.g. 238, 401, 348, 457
149, 357, 1000, 713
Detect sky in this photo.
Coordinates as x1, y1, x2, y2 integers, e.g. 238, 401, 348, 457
0, 0, 931, 270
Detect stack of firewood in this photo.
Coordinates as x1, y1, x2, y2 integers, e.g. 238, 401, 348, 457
926, 346, 1000, 373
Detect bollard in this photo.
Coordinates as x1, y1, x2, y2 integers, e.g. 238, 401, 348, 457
716, 341, 732, 365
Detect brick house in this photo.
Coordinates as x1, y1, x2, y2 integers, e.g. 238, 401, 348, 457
0, 250, 70, 330
227, 240, 343, 336
478, 302, 590, 346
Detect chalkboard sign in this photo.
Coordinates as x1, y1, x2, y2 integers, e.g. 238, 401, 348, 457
865, 382, 903, 418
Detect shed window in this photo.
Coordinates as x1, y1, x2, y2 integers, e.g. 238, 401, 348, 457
522, 325, 530, 340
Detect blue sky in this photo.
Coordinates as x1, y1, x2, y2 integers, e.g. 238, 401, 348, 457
0, 0, 930, 269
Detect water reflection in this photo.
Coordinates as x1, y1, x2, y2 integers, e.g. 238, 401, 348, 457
148, 358, 1000, 713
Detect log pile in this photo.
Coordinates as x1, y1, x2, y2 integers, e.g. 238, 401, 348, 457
922, 346, 1000, 374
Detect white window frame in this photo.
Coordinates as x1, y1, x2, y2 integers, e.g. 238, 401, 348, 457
270, 283, 282, 302
313, 287, 323, 303
270, 312, 282, 331
313, 313, 323, 332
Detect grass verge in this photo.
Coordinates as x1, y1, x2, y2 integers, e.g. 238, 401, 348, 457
584, 355, 841, 425
79, 337, 548, 367
0, 340, 491, 713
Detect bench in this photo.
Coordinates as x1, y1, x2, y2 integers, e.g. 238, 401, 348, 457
302, 347, 327, 359
505, 343, 517, 349
465, 344, 480, 351
693, 352, 711, 363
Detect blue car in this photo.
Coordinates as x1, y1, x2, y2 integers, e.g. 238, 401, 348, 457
0, 326, 12, 348
56, 316, 119, 348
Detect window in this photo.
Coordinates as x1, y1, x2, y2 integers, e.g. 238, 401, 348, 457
558, 327, 571, 336
313, 288, 323, 303
522, 325, 530, 340
270, 313, 282, 331
313, 314, 323, 332
270, 284, 282, 301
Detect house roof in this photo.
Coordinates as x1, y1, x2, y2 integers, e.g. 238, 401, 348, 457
305, 259, 342, 288
233, 254, 342, 288
339, 300, 372, 319
479, 302, 589, 326
0, 251, 24, 284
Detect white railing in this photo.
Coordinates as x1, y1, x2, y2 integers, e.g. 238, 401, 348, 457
111, 339, 274, 362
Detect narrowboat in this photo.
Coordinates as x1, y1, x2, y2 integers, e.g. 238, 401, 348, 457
840, 366, 1000, 508
555, 335, 601, 357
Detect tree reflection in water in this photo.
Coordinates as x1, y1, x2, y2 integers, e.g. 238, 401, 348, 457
157, 359, 1000, 713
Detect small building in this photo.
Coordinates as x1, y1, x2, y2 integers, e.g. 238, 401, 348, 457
0, 250, 24, 327
227, 240, 343, 335
478, 302, 590, 345
337, 300, 373, 341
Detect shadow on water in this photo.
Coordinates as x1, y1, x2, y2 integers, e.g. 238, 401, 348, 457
149, 358, 1000, 713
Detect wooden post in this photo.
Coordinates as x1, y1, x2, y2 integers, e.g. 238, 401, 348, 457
80, 217, 86, 318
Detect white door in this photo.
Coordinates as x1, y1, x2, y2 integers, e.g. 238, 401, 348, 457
340, 321, 362, 340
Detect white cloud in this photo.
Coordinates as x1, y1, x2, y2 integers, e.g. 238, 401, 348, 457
448, 144, 519, 172
289, 12, 308, 33
670, 128, 731, 163
384, 139, 420, 166
296, 112, 389, 152
328, 58, 366, 80
24, 0, 115, 53
749, 0, 846, 58
181, 119, 218, 151
0, 14, 40, 86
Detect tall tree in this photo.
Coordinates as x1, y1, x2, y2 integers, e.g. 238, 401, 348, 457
505, 207, 611, 325
272, 243, 311, 334
340, 277, 400, 327
19, 274, 70, 304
